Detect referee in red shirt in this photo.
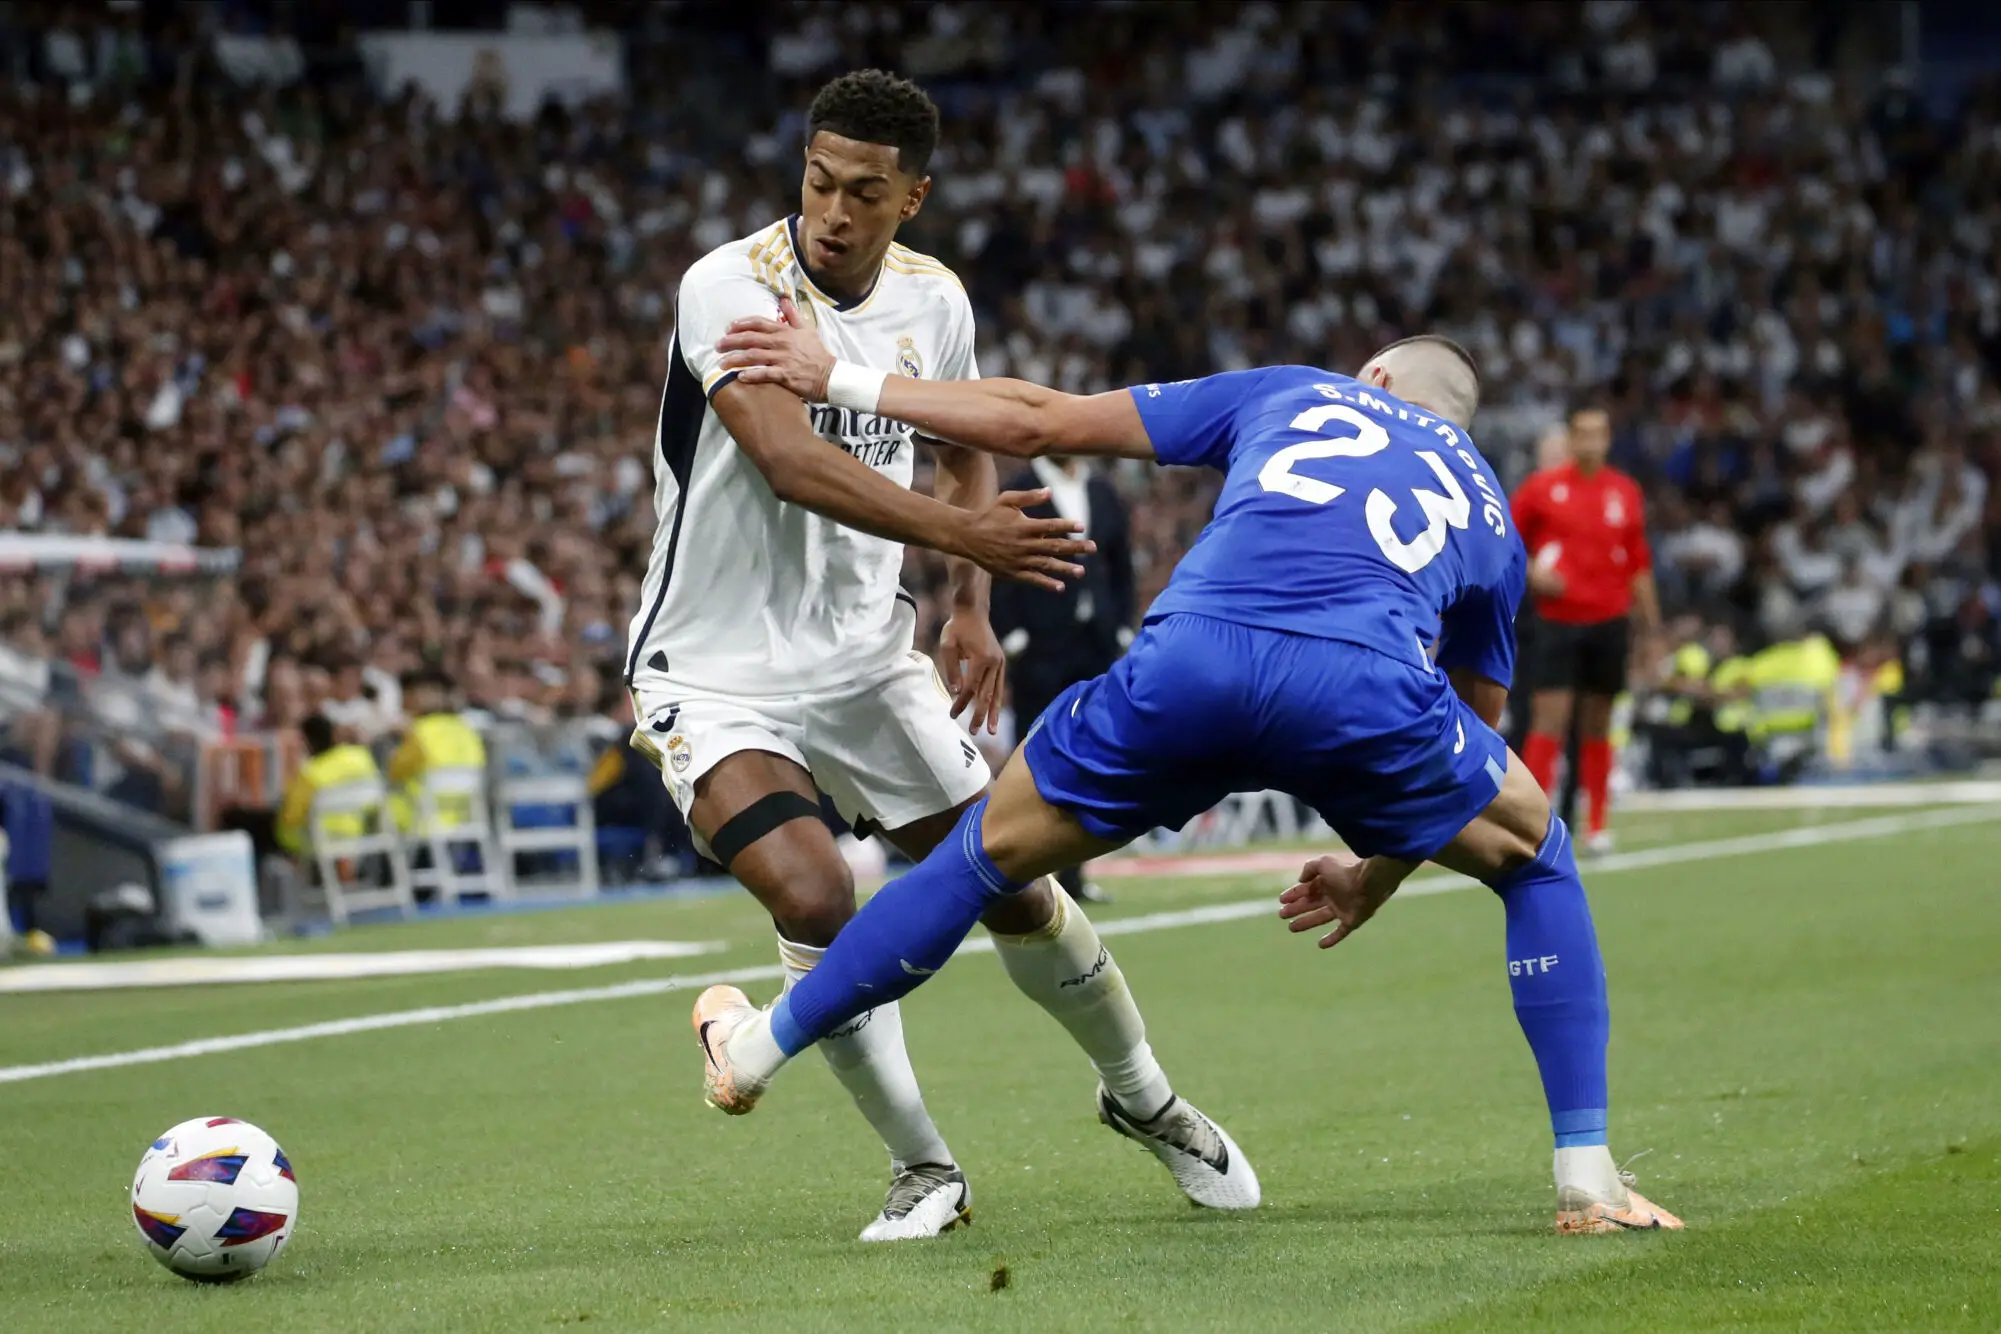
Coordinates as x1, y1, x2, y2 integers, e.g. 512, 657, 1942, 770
1509, 401, 1661, 852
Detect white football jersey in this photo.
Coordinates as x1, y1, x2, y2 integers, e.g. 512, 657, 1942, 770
625, 217, 977, 698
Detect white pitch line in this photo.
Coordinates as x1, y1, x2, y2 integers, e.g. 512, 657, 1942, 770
1615, 778, 2001, 812
1097, 800, 2001, 881
0, 965, 787, 1086
0, 941, 727, 994
2, 805, 1994, 1086
1086, 803, 2001, 933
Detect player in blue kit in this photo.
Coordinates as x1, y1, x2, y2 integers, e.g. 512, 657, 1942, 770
693, 302, 1683, 1234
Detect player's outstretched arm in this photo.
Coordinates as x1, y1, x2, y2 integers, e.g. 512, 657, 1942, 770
718, 299, 1157, 461
712, 380, 1093, 593
870, 376, 1154, 461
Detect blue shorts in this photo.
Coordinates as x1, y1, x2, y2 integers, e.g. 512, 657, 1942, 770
1023, 613, 1509, 862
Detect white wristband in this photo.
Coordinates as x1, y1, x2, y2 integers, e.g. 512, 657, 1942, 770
825, 360, 888, 413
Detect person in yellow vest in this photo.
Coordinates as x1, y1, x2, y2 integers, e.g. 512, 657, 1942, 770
1709, 644, 1756, 735
1745, 633, 1839, 733
1739, 630, 1840, 781
387, 669, 487, 833
275, 714, 383, 855
1643, 621, 1752, 786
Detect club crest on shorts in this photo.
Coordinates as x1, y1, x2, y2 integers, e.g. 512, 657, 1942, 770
895, 336, 923, 378
665, 732, 692, 772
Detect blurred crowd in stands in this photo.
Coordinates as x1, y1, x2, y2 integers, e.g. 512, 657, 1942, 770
2, 0, 2000, 827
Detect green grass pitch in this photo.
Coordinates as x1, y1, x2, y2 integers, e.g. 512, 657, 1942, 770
1, 805, 1997, 1331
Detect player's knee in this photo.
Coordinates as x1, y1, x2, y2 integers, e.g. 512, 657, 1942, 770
974, 775, 1069, 884
975, 815, 1042, 886
1492, 780, 1553, 874
1496, 823, 1547, 875
979, 875, 1054, 935
744, 855, 855, 946
1454, 759, 1552, 882
764, 877, 855, 947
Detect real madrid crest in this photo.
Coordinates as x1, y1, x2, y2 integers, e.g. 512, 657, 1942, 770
895, 336, 923, 378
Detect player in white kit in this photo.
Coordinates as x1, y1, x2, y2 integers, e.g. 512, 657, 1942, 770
630, 72, 1258, 1239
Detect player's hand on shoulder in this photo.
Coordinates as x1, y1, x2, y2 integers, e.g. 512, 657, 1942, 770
936, 610, 1006, 734
1278, 853, 1392, 950
718, 296, 835, 401
961, 488, 1095, 593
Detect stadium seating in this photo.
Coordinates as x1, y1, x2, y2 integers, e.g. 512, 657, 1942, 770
303, 776, 417, 927
493, 773, 601, 902
0, 1, 1995, 840
403, 766, 506, 908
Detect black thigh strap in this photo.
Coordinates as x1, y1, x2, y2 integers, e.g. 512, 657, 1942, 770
708, 791, 824, 868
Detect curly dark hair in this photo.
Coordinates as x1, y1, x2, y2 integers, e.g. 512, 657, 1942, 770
806, 70, 940, 177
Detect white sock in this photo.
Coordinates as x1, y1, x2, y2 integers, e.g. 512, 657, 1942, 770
727, 1007, 787, 1082
778, 936, 956, 1170
989, 881, 1174, 1120
1554, 1145, 1622, 1204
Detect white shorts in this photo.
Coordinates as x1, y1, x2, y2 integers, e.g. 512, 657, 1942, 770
630, 650, 992, 845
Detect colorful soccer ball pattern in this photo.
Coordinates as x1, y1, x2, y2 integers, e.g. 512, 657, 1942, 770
130, 1116, 298, 1282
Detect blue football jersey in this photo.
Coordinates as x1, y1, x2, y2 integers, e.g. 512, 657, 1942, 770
1130, 365, 1528, 685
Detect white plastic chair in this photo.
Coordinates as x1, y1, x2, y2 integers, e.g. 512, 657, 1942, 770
493, 772, 599, 901
305, 775, 416, 926
404, 765, 505, 906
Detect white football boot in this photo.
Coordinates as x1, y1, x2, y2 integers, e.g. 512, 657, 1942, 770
1097, 1087, 1261, 1210
858, 1162, 972, 1242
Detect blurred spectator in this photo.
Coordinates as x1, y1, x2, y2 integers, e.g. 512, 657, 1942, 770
274, 713, 380, 856
1641, 619, 1754, 788
0, 0, 1996, 819
386, 669, 486, 833
990, 453, 1134, 903
586, 686, 693, 880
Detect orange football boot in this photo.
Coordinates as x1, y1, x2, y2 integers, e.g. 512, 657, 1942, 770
1557, 1171, 1685, 1234
691, 985, 768, 1115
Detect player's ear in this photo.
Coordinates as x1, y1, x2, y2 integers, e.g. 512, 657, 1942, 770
900, 175, 931, 222
1366, 364, 1392, 391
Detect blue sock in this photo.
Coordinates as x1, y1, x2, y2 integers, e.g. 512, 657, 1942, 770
1488, 817, 1609, 1148
767, 798, 1025, 1057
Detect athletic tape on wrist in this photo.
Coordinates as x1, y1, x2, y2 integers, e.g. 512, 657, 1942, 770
826, 361, 888, 412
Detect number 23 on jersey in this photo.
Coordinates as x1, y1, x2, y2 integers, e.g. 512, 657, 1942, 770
1257, 388, 1508, 574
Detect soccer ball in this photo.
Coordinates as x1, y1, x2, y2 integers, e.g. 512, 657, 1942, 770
130, 1116, 298, 1282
